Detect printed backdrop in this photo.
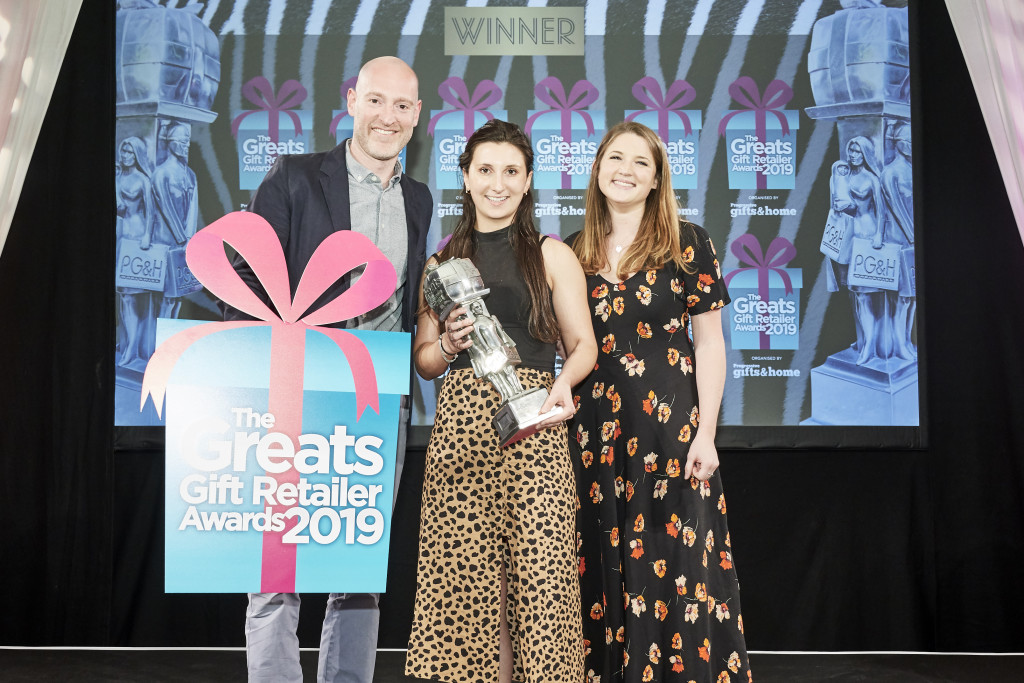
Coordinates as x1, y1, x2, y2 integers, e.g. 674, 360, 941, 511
114, 0, 921, 446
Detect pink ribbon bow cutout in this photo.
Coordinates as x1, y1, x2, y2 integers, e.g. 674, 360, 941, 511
723, 234, 797, 350
427, 77, 503, 138
625, 77, 697, 139
231, 76, 308, 143
717, 77, 794, 189
141, 211, 397, 592
329, 76, 359, 138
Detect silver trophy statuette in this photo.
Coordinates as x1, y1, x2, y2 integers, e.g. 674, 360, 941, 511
423, 258, 562, 447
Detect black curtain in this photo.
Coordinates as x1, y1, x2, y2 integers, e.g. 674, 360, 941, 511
0, 0, 115, 644
1, 0, 1022, 651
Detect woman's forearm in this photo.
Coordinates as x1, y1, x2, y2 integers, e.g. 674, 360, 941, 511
556, 339, 597, 392
413, 334, 452, 380
692, 311, 726, 440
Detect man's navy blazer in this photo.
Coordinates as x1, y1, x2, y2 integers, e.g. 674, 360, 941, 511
226, 141, 432, 332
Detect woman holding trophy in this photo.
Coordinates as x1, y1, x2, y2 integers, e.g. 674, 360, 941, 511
569, 122, 751, 682
405, 119, 596, 682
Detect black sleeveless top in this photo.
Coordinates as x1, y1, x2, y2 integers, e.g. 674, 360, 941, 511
447, 226, 556, 373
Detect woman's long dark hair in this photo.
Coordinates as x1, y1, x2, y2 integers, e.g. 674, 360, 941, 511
437, 119, 559, 343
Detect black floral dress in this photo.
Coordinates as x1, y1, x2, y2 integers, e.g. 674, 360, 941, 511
571, 225, 752, 683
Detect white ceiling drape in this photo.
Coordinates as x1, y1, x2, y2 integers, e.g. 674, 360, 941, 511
0, 0, 82, 260
947, 0, 1024, 247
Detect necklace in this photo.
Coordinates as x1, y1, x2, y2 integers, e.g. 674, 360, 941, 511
608, 230, 637, 256
610, 237, 633, 254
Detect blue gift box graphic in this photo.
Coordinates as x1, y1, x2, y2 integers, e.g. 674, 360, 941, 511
726, 268, 802, 351
231, 77, 311, 191
528, 109, 604, 190
160, 322, 409, 593
722, 110, 799, 190
723, 234, 802, 351
526, 77, 603, 190
718, 77, 799, 191
234, 109, 312, 190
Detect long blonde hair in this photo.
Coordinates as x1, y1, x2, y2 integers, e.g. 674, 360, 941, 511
574, 121, 697, 279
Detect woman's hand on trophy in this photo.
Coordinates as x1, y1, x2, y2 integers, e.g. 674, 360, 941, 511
536, 378, 576, 429
444, 306, 474, 353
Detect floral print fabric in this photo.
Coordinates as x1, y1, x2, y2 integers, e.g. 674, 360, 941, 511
571, 225, 751, 682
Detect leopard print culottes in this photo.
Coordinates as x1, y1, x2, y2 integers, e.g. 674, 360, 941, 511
405, 367, 585, 683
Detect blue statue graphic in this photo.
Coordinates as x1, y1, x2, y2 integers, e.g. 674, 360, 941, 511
805, 0, 917, 426
881, 122, 915, 360
116, 136, 157, 367
114, 0, 219, 424
827, 136, 886, 365
152, 121, 198, 320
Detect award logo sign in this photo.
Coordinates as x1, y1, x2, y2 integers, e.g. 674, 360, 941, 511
143, 212, 408, 593
526, 77, 603, 190
724, 234, 802, 351
232, 77, 311, 191
625, 78, 701, 190
719, 77, 799, 191
428, 77, 506, 190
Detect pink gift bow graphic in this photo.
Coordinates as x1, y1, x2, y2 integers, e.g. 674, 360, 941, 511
625, 77, 697, 139
141, 211, 397, 592
723, 233, 797, 350
231, 76, 308, 143
427, 77, 503, 138
716, 77, 794, 189
328, 76, 359, 137
525, 76, 600, 189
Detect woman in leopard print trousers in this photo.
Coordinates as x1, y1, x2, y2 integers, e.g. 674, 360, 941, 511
405, 119, 597, 683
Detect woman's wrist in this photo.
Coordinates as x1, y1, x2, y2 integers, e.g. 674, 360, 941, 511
693, 426, 717, 443
438, 334, 458, 363
550, 374, 572, 394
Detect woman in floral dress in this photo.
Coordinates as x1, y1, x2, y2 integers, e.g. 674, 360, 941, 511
569, 121, 751, 682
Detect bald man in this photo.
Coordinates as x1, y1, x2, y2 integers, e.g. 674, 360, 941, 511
229, 56, 431, 683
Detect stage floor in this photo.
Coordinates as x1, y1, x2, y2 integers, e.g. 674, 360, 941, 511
1, 648, 1021, 682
